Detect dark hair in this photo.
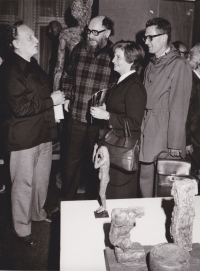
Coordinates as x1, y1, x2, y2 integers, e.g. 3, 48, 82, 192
172, 41, 187, 50
113, 40, 145, 71
6, 20, 23, 51
48, 21, 62, 33
146, 17, 171, 44
102, 16, 114, 36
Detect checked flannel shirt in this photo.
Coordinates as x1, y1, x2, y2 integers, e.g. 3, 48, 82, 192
62, 40, 116, 123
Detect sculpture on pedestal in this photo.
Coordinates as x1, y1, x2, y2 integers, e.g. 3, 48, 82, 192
170, 178, 198, 251
53, 0, 93, 91
109, 207, 145, 267
93, 144, 110, 216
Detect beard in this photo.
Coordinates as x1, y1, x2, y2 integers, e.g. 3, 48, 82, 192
86, 36, 107, 53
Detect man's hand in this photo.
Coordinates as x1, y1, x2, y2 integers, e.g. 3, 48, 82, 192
64, 100, 70, 112
169, 148, 182, 157
51, 91, 65, 106
186, 144, 193, 155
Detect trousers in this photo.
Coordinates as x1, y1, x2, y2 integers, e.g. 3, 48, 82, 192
10, 142, 52, 237
62, 118, 100, 200
139, 162, 156, 198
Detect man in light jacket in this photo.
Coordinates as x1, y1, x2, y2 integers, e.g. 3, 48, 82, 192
139, 17, 192, 197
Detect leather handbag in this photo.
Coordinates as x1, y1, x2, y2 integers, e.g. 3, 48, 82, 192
98, 119, 140, 172
156, 151, 191, 188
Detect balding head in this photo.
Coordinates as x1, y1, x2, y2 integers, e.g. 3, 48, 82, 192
89, 16, 105, 27
88, 15, 114, 37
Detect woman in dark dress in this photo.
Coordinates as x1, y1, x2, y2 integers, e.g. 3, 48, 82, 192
90, 40, 147, 199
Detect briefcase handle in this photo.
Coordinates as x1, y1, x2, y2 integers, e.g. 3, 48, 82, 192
157, 151, 182, 160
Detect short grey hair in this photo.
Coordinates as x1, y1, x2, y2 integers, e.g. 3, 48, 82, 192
187, 43, 200, 70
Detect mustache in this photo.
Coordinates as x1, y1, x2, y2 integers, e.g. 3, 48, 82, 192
88, 38, 96, 41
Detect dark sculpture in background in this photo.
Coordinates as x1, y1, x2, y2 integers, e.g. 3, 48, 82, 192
109, 207, 145, 267
53, 0, 93, 92
93, 144, 110, 217
170, 178, 198, 251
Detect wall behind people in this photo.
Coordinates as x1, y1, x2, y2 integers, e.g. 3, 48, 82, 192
99, 0, 195, 50
192, 0, 200, 46
0, 0, 199, 70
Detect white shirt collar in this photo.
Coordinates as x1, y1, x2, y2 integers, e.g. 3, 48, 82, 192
117, 70, 136, 84
158, 47, 170, 58
193, 69, 200, 79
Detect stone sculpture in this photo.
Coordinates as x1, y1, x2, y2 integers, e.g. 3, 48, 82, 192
109, 207, 145, 267
149, 243, 191, 271
53, 0, 93, 91
93, 144, 110, 214
170, 178, 198, 251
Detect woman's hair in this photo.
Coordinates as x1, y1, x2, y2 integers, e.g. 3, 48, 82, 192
113, 40, 145, 71
6, 20, 23, 51
187, 43, 200, 70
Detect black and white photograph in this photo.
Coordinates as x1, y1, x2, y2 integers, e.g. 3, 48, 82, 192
0, 0, 200, 270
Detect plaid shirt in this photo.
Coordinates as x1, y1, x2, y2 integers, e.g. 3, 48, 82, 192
62, 40, 116, 123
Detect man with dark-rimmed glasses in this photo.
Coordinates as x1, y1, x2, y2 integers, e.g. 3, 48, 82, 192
139, 17, 192, 197
58, 15, 116, 202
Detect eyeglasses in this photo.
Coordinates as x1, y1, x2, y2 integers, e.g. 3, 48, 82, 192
142, 33, 165, 42
86, 28, 106, 36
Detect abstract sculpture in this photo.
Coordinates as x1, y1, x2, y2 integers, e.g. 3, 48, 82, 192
109, 207, 145, 266
93, 144, 110, 215
53, 0, 93, 91
170, 178, 198, 251
149, 243, 191, 271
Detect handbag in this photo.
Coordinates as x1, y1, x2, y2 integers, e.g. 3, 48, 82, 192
98, 119, 140, 172
155, 151, 191, 197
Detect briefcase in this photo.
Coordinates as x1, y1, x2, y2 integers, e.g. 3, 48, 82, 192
155, 151, 191, 197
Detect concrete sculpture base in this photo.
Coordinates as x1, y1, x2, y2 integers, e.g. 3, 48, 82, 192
105, 243, 200, 271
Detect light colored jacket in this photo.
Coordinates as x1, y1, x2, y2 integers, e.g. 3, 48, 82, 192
140, 46, 192, 162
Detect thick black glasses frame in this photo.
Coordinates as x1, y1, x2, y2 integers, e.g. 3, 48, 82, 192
86, 28, 106, 36
142, 33, 165, 42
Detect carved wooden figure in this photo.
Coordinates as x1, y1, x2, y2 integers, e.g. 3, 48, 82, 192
93, 144, 110, 213
53, 0, 93, 91
170, 179, 198, 251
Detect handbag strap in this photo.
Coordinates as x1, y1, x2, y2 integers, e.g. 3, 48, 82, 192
124, 118, 131, 138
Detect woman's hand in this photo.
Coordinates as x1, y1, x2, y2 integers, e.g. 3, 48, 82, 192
90, 106, 109, 120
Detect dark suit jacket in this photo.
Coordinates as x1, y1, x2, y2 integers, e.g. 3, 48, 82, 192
0, 52, 56, 151
106, 72, 147, 140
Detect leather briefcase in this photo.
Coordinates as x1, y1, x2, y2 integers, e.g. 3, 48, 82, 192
155, 151, 191, 197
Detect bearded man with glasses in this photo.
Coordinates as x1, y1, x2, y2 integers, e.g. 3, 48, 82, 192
139, 17, 192, 197
56, 15, 116, 203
